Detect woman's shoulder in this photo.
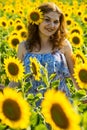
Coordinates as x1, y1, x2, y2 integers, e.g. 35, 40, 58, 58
18, 41, 26, 49
63, 39, 72, 48
17, 41, 27, 60
59, 39, 72, 54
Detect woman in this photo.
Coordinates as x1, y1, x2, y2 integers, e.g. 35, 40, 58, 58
9, 2, 79, 97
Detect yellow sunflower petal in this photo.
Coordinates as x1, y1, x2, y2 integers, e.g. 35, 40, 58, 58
41, 89, 81, 130
28, 8, 43, 25
0, 87, 31, 129
29, 57, 41, 81
73, 63, 87, 89
4, 56, 25, 82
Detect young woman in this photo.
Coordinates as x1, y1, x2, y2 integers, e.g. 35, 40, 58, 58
9, 2, 79, 97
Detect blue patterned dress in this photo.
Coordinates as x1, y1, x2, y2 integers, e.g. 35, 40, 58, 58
23, 49, 71, 97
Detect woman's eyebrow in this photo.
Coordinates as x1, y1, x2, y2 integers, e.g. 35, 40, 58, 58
44, 16, 50, 19
44, 15, 59, 21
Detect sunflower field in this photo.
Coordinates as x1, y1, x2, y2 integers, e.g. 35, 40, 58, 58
0, 0, 87, 130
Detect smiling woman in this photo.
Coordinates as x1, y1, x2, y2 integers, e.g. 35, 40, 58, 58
9, 2, 80, 107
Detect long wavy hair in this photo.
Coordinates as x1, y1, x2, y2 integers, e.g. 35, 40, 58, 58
25, 2, 67, 51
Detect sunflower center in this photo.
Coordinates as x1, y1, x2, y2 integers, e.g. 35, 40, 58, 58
16, 25, 23, 30
3, 99, 21, 121
21, 31, 27, 38
79, 69, 87, 83
2, 22, 6, 26
76, 54, 85, 63
12, 38, 19, 46
32, 62, 37, 75
78, 12, 81, 16
10, 21, 13, 25
8, 62, 19, 75
72, 36, 80, 44
84, 17, 87, 22
65, 13, 68, 17
51, 103, 69, 129
30, 12, 40, 21
67, 20, 71, 25
71, 29, 80, 34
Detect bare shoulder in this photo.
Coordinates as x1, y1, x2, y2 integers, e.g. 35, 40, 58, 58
18, 41, 26, 50
63, 39, 72, 50
60, 39, 72, 55
17, 41, 27, 60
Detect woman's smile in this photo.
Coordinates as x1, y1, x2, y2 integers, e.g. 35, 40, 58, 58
39, 11, 60, 37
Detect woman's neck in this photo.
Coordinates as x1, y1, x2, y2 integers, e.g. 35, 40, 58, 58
39, 32, 49, 46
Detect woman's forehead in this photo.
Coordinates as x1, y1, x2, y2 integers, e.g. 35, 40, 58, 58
44, 12, 60, 20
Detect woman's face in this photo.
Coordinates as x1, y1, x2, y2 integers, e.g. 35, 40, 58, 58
39, 11, 60, 37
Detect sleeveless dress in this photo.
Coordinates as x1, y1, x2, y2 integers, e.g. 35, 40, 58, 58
23, 50, 71, 97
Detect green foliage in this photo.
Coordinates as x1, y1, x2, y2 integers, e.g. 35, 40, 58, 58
0, 0, 87, 129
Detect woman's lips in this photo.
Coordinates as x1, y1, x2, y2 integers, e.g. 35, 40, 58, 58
46, 28, 54, 32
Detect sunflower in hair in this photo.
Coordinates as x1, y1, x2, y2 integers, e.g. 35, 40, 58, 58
28, 8, 43, 25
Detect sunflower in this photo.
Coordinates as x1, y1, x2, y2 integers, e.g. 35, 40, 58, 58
4, 56, 25, 82
76, 8, 84, 17
82, 14, 87, 24
28, 8, 43, 25
29, 57, 41, 81
73, 50, 86, 64
19, 28, 28, 40
69, 32, 83, 48
16, 8, 24, 17
7, 33, 22, 50
65, 17, 74, 28
41, 89, 81, 130
15, 22, 25, 31
0, 17, 8, 29
73, 63, 87, 89
69, 26, 83, 36
8, 19, 14, 26
0, 87, 31, 129
15, 18, 23, 24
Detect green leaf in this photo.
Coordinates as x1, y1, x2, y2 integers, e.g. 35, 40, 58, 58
24, 80, 32, 93
37, 85, 45, 91
34, 92, 43, 102
0, 123, 7, 130
72, 89, 86, 99
49, 73, 57, 81
50, 79, 60, 89
30, 112, 39, 127
27, 93, 35, 100
83, 112, 87, 130
35, 124, 48, 130
23, 73, 32, 80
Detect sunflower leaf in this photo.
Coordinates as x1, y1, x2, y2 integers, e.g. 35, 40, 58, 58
49, 73, 57, 81
0, 123, 7, 130
50, 79, 60, 89
37, 85, 46, 91
35, 124, 48, 130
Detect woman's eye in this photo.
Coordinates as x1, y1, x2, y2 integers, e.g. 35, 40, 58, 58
54, 20, 59, 24
45, 19, 50, 22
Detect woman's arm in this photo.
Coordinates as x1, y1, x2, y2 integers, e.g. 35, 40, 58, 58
60, 39, 80, 90
17, 41, 26, 61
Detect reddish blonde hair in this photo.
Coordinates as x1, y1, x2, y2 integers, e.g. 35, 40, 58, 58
26, 2, 67, 51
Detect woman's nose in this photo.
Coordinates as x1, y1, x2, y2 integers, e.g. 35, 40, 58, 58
50, 22, 55, 28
